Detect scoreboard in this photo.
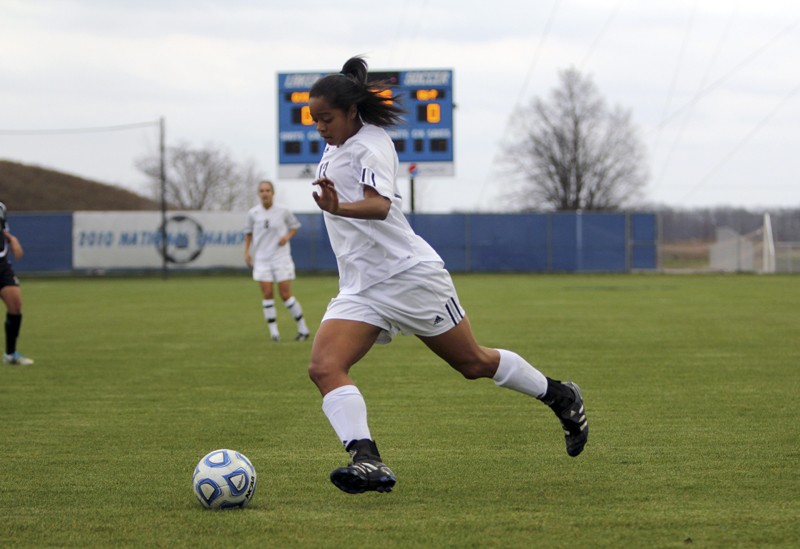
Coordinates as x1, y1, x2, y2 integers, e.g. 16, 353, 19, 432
277, 69, 454, 179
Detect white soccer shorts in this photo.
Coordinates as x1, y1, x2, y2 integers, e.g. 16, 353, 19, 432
252, 260, 296, 283
322, 261, 466, 344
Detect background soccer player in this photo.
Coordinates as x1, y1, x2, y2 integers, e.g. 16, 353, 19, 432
244, 181, 310, 342
1, 202, 34, 365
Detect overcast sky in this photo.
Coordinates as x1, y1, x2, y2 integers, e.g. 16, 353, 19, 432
1, 0, 798, 213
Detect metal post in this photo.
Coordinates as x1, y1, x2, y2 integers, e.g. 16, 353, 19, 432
576, 210, 583, 272
159, 116, 168, 280
410, 175, 415, 214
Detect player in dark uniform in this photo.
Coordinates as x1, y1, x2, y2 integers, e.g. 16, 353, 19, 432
1, 202, 34, 365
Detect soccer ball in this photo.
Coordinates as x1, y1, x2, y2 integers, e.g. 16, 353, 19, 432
193, 449, 257, 509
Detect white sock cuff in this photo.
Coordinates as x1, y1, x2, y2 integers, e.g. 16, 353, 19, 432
285, 296, 297, 308
322, 384, 361, 407
262, 299, 275, 307
493, 349, 515, 384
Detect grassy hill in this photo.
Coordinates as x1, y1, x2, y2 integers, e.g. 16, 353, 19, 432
0, 160, 160, 211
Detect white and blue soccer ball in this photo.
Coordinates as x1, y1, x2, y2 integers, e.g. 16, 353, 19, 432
193, 449, 257, 509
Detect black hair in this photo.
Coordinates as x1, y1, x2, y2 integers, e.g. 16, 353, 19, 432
309, 56, 405, 127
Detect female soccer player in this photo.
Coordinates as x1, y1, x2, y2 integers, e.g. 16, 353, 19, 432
307, 57, 588, 494
244, 180, 310, 342
0, 202, 34, 365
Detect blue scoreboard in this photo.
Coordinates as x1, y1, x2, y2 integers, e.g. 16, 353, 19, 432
277, 69, 454, 179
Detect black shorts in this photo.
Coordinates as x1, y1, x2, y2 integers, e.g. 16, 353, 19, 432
0, 261, 19, 290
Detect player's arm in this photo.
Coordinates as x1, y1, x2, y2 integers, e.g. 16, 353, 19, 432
244, 232, 253, 266
312, 177, 390, 220
279, 227, 298, 247
3, 230, 23, 259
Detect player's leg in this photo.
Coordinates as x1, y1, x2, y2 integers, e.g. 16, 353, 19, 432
418, 318, 588, 457
309, 319, 396, 493
277, 279, 310, 340
257, 279, 280, 341
1, 284, 32, 365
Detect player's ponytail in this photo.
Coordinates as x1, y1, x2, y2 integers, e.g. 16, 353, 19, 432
339, 56, 369, 85
310, 55, 405, 128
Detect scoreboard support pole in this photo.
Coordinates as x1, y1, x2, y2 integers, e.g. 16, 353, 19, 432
408, 163, 418, 213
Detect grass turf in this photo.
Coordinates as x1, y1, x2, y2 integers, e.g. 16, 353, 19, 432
0, 273, 798, 548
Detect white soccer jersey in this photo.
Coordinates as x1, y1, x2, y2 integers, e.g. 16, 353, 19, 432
316, 123, 442, 294
245, 204, 301, 267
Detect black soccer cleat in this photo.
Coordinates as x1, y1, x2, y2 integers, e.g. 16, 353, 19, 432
330, 460, 396, 494
552, 381, 588, 457
330, 439, 396, 494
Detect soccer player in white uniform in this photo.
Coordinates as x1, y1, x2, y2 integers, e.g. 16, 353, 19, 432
306, 56, 588, 495
0, 202, 34, 365
244, 181, 310, 342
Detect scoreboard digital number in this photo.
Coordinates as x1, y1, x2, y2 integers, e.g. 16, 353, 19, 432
277, 69, 454, 178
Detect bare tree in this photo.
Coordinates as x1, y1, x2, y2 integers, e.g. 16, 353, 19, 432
136, 141, 261, 211
500, 68, 648, 211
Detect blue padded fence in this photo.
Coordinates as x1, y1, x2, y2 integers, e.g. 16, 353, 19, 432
8, 211, 658, 274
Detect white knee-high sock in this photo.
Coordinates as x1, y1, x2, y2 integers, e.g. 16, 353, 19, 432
493, 349, 548, 398
321, 385, 371, 447
262, 299, 279, 337
284, 296, 309, 334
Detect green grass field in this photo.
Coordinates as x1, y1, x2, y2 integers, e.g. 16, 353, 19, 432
1, 273, 798, 548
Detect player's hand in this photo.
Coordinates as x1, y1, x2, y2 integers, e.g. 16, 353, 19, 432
312, 177, 340, 215
244, 251, 252, 267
